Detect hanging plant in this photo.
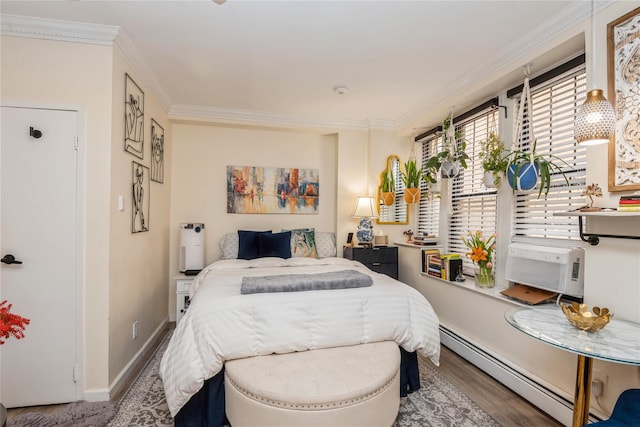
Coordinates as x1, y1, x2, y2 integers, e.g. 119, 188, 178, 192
380, 169, 396, 206
479, 132, 508, 188
401, 158, 423, 204
504, 140, 570, 198
424, 114, 469, 179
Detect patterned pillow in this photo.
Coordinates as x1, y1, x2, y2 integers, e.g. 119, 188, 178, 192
219, 233, 239, 259
315, 232, 336, 258
284, 228, 318, 258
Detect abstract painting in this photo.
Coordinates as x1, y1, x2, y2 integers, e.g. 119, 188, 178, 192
607, 7, 640, 191
125, 73, 144, 159
227, 165, 319, 214
132, 161, 150, 233
150, 119, 164, 183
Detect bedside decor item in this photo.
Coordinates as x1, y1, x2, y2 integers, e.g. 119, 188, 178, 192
124, 73, 144, 159
353, 195, 378, 246
561, 302, 613, 332
607, 7, 640, 191
0, 300, 29, 345
462, 230, 497, 288
574, 0, 616, 146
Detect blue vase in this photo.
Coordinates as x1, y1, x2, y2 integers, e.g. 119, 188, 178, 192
356, 218, 373, 243
507, 162, 539, 191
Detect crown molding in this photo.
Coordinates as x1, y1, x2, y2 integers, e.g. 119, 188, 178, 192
397, 0, 609, 130
0, 14, 118, 45
169, 104, 396, 132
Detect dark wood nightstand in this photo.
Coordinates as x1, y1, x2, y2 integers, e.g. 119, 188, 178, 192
343, 246, 398, 280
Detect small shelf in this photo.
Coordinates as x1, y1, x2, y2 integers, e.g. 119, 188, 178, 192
553, 210, 640, 245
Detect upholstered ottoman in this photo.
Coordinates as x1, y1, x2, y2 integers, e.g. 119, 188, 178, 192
224, 341, 401, 427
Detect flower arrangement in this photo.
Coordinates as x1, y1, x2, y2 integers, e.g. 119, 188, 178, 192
461, 231, 497, 288
582, 183, 603, 209
0, 300, 30, 345
403, 229, 414, 242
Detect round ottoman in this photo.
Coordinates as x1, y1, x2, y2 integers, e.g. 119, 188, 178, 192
224, 341, 401, 427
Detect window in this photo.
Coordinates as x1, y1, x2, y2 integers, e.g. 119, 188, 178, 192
417, 136, 440, 237
447, 109, 499, 274
510, 60, 587, 240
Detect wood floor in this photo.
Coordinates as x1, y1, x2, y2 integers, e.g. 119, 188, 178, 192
7, 339, 562, 426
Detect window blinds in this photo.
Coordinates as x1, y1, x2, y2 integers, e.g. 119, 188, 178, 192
511, 63, 587, 240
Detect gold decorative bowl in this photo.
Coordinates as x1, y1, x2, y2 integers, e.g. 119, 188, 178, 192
561, 302, 613, 332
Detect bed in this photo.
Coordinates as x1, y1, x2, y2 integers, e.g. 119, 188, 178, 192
160, 230, 441, 426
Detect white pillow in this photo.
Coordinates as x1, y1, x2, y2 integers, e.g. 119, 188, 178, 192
219, 233, 239, 259
315, 232, 336, 258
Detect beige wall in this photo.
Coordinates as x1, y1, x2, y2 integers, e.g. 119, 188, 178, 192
108, 52, 172, 385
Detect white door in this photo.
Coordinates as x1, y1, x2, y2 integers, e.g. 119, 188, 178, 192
0, 106, 80, 407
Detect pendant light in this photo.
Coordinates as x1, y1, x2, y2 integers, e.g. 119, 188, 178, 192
574, 0, 616, 146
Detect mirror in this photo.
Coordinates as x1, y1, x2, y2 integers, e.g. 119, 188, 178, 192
377, 155, 409, 225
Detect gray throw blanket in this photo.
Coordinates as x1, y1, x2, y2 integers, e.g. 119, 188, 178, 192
241, 269, 373, 294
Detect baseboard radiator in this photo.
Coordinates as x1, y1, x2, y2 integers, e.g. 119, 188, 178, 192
439, 325, 601, 426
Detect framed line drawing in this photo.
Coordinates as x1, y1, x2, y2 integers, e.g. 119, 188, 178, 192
125, 73, 144, 159
132, 161, 150, 233
150, 119, 164, 183
607, 7, 640, 192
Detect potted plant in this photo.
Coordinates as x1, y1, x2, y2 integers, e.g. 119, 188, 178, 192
505, 140, 570, 198
425, 115, 469, 179
0, 300, 29, 345
401, 158, 423, 204
581, 183, 603, 211
479, 132, 508, 188
380, 168, 395, 206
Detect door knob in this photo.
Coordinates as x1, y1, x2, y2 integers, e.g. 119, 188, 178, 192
1, 254, 23, 265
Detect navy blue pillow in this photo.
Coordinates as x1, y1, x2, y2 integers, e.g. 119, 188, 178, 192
238, 230, 272, 260
258, 231, 292, 259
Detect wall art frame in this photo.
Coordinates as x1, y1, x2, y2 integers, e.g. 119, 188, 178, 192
150, 118, 164, 183
227, 165, 319, 214
132, 161, 150, 233
607, 7, 640, 192
124, 73, 145, 159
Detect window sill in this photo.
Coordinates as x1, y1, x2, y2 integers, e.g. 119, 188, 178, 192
419, 272, 549, 308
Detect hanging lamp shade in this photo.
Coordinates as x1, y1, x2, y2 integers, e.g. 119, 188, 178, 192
574, 89, 616, 146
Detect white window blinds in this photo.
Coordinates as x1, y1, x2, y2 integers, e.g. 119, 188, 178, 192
511, 62, 587, 240
447, 109, 499, 274
418, 137, 440, 236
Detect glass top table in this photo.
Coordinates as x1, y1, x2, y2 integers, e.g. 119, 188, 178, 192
505, 306, 640, 426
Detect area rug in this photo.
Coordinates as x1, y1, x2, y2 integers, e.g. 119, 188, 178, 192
108, 330, 499, 427
10, 331, 499, 427
7, 401, 116, 427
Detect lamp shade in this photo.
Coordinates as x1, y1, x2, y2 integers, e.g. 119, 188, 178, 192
352, 196, 378, 218
574, 89, 616, 146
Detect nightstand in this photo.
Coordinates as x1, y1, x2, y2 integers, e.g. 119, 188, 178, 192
175, 275, 194, 324
343, 246, 398, 280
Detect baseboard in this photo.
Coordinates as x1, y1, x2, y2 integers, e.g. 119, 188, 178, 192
439, 324, 601, 426
87, 319, 170, 402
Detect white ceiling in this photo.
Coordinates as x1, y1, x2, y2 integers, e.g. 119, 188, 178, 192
1, 0, 591, 132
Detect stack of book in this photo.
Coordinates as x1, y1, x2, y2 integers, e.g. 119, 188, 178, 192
412, 234, 438, 245
421, 249, 463, 282
618, 195, 640, 212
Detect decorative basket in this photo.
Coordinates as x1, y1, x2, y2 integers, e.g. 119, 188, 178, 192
561, 302, 613, 332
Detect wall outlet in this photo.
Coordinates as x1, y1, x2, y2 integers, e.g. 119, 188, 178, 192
592, 370, 608, 396
132, 320, 138, 340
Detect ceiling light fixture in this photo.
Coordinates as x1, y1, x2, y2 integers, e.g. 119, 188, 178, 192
574, 0, 616, 146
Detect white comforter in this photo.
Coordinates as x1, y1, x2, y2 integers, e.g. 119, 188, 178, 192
160, 257, 441, 416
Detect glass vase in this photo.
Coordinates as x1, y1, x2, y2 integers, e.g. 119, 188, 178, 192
475, 264, 495, 288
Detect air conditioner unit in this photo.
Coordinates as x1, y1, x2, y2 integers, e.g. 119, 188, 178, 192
179, 223, 205, 273
505, 242, 584, 298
